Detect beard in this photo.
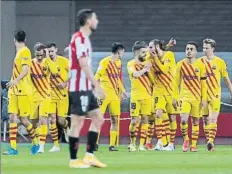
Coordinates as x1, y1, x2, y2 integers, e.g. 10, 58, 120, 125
90, 26, 97, 32
49, 55, 54, 59
154, 48, 159, 56
138, 56, 145, 62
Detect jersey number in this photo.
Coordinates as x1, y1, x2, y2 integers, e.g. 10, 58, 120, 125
155, 97, 158, 104
131, 103, 136, 110
80, 96, 88, 112
98, 99, 103, 106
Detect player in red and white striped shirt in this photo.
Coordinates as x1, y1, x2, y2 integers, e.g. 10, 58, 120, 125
68, 9, 106, 169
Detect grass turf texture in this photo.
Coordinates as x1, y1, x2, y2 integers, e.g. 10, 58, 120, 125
1, 143, 232, 174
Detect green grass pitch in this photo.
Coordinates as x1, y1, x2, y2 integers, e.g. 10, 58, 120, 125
1, 143, 232, 174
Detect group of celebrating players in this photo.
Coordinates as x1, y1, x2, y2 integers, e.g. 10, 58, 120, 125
3, 8, 232, 169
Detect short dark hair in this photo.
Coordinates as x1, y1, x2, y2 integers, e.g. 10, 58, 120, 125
150, 39, 166, 51
187, 41, 198, 51
111, 42, 124, 53
14, 29, 26, 42
46, 42, 56, 48
77, 9, 95, 26
132, 41, 147, 52
34, 42, 45, 51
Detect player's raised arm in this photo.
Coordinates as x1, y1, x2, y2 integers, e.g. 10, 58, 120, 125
153, 53, 172, 74
166, 38, 177, 50
131, 61, 151, 78
147, 66, 156, 85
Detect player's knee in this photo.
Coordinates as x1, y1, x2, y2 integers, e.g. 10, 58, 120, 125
141, 116, 148, 124
98, 116, 105, 127
92, 116, 104, 129
169, 115, 176, 122
50, 115, 56, 124
9, 114, 17, 123
148, 120, 154, 125
57, 117, 65, 126
20, 117, 29, 126
131, 117, 138, 126
156, 110, 163, 118
40, 116, 47, 125
33, 122, 39, 129
203, 116, 209, 125
210, 117, 217, 124
181, 119, 188, 125
111, 116, 118, 125
192, 119, 199, 126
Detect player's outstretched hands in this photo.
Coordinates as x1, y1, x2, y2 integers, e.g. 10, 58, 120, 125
58, 82, 67, 89
172, 99, 178, 110
149, 51, 156, 58
6, 79, 18, 88
144, 61, 152, 72
201, 100, 207, 109
167, 38, 177, 48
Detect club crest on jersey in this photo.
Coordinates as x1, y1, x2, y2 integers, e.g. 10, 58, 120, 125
42, 66, 47, 71
195, 68, 199, 72
212, 65, 216, 70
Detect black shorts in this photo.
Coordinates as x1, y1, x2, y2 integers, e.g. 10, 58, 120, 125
69, 90, 99, 116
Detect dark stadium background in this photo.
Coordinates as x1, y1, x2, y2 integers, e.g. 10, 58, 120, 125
1, 0, 232, 139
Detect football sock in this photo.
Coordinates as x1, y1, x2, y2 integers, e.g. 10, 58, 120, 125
170, 121, 177, 144
181, 123, 189, 141
50, 124, 59, 147
109, 130, 117, 146
191, 125, 199, 148
209, 123, 217, 143
139, 123, 148, 146
69, 136, 79, 160
9, 123, 17, 150
86, 131, 98, 154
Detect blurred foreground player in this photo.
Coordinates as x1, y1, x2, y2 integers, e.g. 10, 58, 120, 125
173, 41, 207, 152
95, 42, 127, 151
68, 9, 106, 168
3, 29, 39, 155
200, 38, 232, 151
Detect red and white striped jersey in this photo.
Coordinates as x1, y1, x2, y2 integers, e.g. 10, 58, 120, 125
68, 31, 92, 92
